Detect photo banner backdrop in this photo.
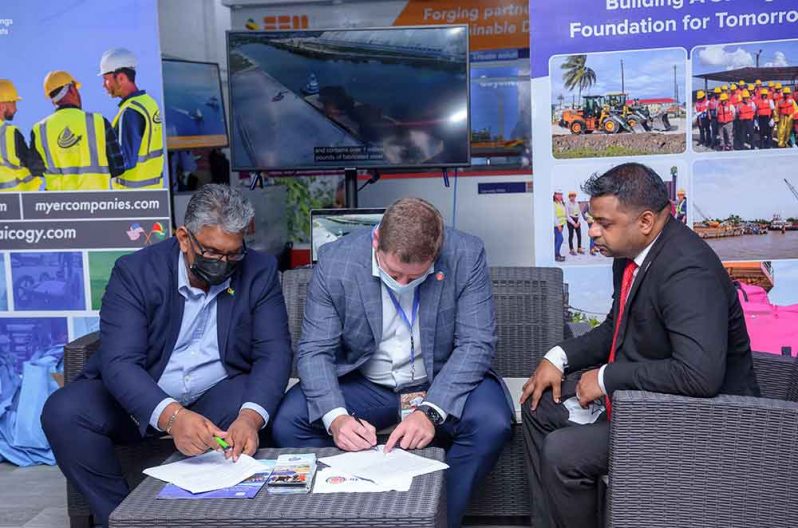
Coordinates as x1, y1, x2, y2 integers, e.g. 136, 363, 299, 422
530, 0, 798, 326
0, 0, 167, 465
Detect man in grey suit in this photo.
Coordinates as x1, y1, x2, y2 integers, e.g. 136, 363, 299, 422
272, 197, 512, 527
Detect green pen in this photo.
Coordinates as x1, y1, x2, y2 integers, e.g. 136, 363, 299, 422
214, 436, 230, 451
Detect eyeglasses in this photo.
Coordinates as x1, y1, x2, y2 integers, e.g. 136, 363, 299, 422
187, 229, 247, 262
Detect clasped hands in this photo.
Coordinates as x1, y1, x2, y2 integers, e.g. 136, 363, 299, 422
519, 359, 604, 410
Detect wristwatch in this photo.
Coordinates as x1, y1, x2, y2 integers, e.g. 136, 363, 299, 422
417, 404, 444, 426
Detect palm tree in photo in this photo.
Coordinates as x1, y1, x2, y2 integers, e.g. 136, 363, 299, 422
561, 54, 597, 106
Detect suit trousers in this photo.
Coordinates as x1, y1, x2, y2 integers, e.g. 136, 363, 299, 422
271, 372, 512, 528
41, 375, 261, 527
521, 379, 609, 528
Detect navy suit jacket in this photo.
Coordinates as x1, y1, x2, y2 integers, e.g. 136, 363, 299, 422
80, 237, 293, 435
297, 227, 513, 424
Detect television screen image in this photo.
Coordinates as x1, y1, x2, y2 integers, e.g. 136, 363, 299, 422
311, 208, 385, 262
162, 59, 228, 149
228, 26, 469, 171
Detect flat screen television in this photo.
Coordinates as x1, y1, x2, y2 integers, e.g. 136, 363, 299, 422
311, 208, 385, 263
227, 26, 469, 171
162, 59, 229, 149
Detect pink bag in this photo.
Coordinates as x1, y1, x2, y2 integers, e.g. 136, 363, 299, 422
736, 282, 798, 356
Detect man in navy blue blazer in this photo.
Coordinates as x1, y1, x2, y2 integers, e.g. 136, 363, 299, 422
42, 184, 292, 527
272, 197, 513, 527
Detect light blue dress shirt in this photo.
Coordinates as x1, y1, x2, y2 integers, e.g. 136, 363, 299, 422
148, 252, 269, 430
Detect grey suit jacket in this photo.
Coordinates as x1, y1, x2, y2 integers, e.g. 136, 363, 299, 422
297, 227, 512, 423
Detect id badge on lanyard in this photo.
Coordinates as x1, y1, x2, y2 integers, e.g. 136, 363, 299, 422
400, 391, 427, 421
386, 288, 421, 381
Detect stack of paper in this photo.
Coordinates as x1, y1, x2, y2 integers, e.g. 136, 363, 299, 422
318, 445, 448, 491
144, 451, 265, 494
157, 460, 277, 500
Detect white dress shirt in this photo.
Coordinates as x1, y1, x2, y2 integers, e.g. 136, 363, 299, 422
321, 248, 446, 432
544, 235, 659, 394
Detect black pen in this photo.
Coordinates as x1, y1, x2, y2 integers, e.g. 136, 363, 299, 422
351, 412, 378, 450
351, 412, 367, 428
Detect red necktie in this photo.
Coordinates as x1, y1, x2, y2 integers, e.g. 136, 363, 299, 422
605, 260, 638, 419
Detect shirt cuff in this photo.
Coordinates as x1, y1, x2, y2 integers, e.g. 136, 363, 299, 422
598, 364, 608, 396
150, 397, 178, 431
322, 407, 349, 435
240, 402, 270, 430
420, 401, 448, 422
544, 346, 568, 373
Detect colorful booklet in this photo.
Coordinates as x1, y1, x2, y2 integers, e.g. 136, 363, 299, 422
156, 459, 276, 500
266, 453, 317, 494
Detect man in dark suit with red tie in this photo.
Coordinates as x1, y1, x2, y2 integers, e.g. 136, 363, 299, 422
520, 163, 760, 528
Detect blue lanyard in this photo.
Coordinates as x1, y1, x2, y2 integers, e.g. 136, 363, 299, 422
386, 288, 421, 380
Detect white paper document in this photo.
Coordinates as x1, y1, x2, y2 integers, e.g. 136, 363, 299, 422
563, 396, 605, 425
312, 467, 412, 493
144, 451, 264, 494
319, 445, 448, 485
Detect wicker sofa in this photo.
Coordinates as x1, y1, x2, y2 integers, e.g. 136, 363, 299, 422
62, 266, 564, 527
61, 266, 798, 527
608, 352, 798, 528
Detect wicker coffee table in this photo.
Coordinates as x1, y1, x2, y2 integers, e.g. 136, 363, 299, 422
109, 446, 446, 528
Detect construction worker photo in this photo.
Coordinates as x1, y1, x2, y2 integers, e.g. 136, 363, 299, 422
0, 79, 42, 191
755, 88, 775, 150
553, 189, 567, 262
694, 90, 711, 148
100, 48, 165, 190
30, 71, 125, 191
737, 90, 756, 150
708, 87, 721, 148
717, 92, 736, 151
776, 87, 797, 149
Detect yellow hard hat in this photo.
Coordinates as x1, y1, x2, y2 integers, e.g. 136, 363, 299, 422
755, 79, 762, 85
784, 87, 792, 94
731, 83, 738, 90
43, 71, 81, 99
713, 87, 722, 94
747, 84, 755, 91
768, 81, 774, 87
719, 93, 729, 101
696, 90, 705, 99
0, 79, 22, 103
721, 84, 729, 91
739, 80, 745, 86
775, 82, 782, 89
742, 90, 751, 98
761, 89, 769, 96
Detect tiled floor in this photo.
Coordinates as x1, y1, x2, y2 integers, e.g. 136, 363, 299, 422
0, 462, 68, 527
0, 461, 526, 528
